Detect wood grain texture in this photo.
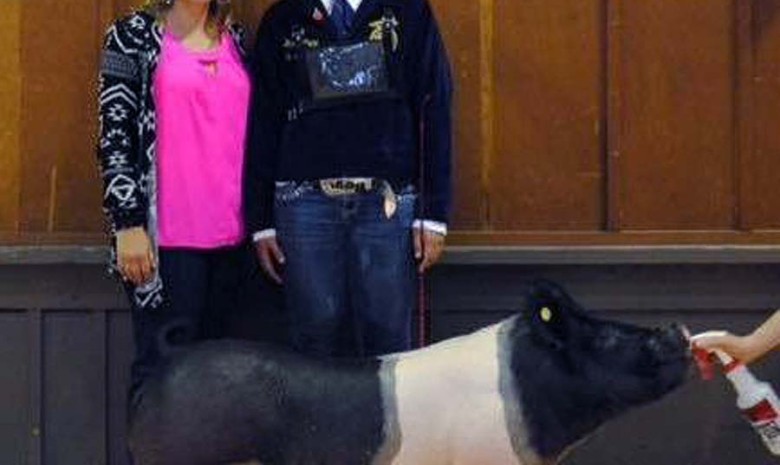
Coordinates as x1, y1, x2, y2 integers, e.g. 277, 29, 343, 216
0, 1, 22, 233
611, 0, 736, 230
741, 0, 780, 228
491, 0, 606, 230
19, 0, 104, 234
430, 0, 485, 229
2, 0, 780, 247
448, 230, 780, 246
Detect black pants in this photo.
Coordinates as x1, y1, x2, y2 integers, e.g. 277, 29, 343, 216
127, 243, 251, 404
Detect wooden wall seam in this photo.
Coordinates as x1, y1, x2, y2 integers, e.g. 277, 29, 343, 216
479, 0, 495, 231
27, 309, 43, 465
735, 0, 753, 231
3, 1, 780, 246
605, 0, 621, 232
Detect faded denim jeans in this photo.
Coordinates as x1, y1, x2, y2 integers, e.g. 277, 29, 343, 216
275, 182, 416, 357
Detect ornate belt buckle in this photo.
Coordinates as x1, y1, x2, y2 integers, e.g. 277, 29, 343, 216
319, 178, 373, 196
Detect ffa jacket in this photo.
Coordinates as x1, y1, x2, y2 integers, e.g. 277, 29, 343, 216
244, 0, 453, 232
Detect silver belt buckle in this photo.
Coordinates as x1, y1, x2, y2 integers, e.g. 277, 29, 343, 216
319, 178, 373, 196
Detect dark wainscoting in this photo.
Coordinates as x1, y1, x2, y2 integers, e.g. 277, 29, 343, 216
2, 246, 780, 465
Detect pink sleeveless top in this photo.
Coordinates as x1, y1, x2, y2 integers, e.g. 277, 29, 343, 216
154, 31, 250, 248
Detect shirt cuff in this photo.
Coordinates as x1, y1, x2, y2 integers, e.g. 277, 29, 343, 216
252, 229, 277, 243
413, 219, 448, 236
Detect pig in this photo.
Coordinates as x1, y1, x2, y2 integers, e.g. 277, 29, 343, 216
128, 280, 691, 465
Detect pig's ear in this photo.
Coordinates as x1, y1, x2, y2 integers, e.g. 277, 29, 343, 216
525, 280, 575, 349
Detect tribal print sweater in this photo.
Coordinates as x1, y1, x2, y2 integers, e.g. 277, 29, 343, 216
97, 10, 246, 310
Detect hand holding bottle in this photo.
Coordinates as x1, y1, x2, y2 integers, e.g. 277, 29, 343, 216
695, 311, 780, 365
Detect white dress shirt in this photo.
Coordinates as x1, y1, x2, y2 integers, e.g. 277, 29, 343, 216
320, 0, 364, 14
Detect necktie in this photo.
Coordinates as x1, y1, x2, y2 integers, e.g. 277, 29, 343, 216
331, 0, 355, 37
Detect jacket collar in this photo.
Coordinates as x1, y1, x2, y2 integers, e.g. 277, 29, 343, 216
301, 0, 384, 36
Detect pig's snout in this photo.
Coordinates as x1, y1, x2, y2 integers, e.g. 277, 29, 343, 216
647, 324, 692, 364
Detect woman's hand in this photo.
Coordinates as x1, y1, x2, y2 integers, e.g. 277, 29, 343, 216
116, 227, 156, 286
694, 332, 765, 365
695, 310, 780, 365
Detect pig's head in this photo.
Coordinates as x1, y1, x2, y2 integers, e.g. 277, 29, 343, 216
504, 280, 691, 461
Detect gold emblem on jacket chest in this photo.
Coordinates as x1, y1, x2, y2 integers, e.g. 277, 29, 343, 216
368, 13, 400, 52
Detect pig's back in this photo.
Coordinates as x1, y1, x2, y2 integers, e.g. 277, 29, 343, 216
385, 321, 542, 465
129, 340, 388, 465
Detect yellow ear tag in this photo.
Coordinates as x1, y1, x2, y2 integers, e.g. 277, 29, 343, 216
540, 307, 553, 322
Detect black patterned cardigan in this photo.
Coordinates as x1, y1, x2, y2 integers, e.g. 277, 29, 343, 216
97, 10, 247, 311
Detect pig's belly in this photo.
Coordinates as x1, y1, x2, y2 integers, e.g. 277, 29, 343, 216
387, 325, 526, 465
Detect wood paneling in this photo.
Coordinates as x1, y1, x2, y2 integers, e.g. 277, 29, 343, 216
0, 1, 22, 233
742, 0, 780, 228
43, 313, 107, 464
611, 0, 736, 230
114, 0, 142, 17
19, 0, 104, 234
3, 0, 780, 246
3, 261, 780, 464
429, 0, 485, 230
449, 229, 780, 246
492, 0, 605, 230
0, 313, 30, 465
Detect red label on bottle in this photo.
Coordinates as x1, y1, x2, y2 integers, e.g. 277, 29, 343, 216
743, 400, 780, 423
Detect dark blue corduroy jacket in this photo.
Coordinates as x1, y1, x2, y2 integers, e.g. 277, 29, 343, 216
244, 0, 453, 232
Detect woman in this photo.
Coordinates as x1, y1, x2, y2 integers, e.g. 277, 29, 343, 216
97, 0, 250, 403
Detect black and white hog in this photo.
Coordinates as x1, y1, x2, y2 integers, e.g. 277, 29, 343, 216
128, 281, 692, 465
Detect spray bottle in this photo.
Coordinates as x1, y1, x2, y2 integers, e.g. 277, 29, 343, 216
692, 331, 780, 455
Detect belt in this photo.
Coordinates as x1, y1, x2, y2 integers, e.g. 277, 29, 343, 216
318, 178, 401, 219
318, 177, 376, 196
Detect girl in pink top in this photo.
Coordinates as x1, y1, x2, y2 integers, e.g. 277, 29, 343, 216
155, 23, 249, 248
98, 0, 252, 407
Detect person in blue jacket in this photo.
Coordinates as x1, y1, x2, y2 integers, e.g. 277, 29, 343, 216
245, 0, 453, 357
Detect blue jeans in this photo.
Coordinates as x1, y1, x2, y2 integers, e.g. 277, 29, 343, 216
275, 183, 417, 357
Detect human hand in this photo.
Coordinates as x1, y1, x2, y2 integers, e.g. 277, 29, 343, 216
255, 236, 285, 284
116, 226, 156, 286
414, 228, 445, 273
694, 332, 765, 365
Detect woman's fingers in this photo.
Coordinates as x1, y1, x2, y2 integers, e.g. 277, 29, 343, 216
116, 227, 154, 285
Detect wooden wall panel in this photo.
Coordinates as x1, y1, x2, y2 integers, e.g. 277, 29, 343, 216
491, 0, 605, 230
612, 0, 735, 230
0, 313, 30, 465
0, 1, 22, 233
3, 0, 780, 246
429, 0, 485, 230
107, 312, 133, 465
43, 313, 107, 464
742, 1, 780, 228
19, 0, 104, 235
114, 0, 142, 17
